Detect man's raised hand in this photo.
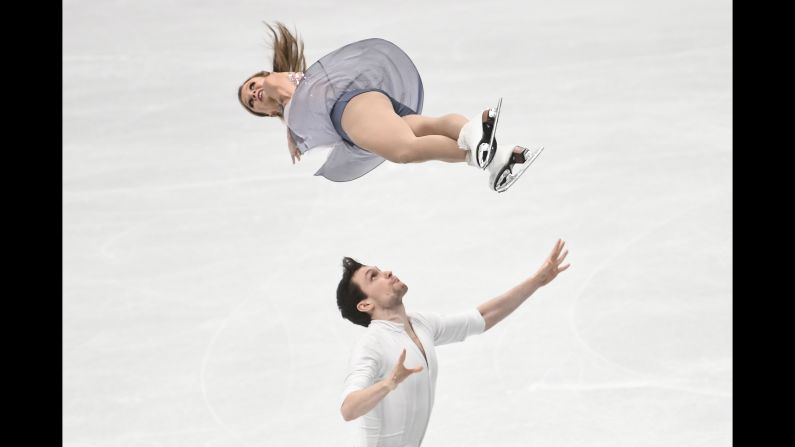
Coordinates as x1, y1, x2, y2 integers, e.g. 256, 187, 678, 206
533, 238, 571, 287
386, 349, 423, 391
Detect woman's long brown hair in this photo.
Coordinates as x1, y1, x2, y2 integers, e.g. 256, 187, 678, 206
266, 21, 306, 74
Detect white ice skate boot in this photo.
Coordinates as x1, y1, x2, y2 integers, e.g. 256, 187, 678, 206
487, 144, 544, 192
457, 98, 503, 169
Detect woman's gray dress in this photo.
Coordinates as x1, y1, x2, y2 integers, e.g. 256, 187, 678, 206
284, 38, 424, 182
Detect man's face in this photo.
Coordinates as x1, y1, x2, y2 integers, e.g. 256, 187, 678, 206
352, 265, 408, 314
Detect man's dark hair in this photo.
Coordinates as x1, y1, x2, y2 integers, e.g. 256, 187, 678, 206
336, 257, 372, 327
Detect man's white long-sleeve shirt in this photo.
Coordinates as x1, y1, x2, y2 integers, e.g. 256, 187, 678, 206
341, 309, 486, 447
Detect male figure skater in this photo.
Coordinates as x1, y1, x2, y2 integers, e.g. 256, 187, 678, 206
336, 239, 570, 446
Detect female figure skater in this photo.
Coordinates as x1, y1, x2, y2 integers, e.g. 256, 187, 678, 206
237, 22, 542, 192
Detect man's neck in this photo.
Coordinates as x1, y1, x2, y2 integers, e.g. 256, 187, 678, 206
371, 304, 409, 326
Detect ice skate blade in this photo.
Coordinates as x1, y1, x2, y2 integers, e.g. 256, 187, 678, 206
492, 146, 544, 193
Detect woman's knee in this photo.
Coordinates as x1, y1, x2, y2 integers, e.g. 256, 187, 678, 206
439, 114, 468, 139
388, 138, 422, 164
398, 115, 419, 136
402, 114, 466, 139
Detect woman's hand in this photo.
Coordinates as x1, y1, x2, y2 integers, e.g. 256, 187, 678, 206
287, 129, 301, 164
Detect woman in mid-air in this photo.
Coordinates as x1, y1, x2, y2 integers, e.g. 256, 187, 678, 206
237, 22, 542, 192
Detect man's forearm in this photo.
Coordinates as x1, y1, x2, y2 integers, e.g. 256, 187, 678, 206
477, 274, 542, 331
340, 379, 394, 421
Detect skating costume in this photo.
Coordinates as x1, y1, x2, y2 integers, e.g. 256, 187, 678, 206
341, 309, 485, 446
284, 38, 424, 182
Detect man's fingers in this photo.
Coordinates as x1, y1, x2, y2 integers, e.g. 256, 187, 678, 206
398, 348, 406, 364
409, 366, 423, 374
549, 239, 563, 259
558, 263, 571, 272
557, 249, 568, 265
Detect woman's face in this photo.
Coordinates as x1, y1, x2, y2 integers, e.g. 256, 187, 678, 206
239, 75, 282, 117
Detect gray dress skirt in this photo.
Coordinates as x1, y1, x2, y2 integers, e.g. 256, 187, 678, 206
284, 38, 425, 182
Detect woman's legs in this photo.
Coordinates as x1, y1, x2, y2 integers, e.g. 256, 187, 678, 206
400, 114, 468, 140
341, 91, 467, 164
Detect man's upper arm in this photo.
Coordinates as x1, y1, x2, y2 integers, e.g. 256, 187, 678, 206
421, 309, 486, 346
340, 334, 382, 406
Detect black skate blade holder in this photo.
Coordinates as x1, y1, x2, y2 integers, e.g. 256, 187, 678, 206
476, 97, 503, 170
493, 146, 543, 193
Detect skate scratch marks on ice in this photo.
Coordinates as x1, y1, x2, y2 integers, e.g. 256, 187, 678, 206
99, 217, 161, 261
199, 269, 296, 446
566, 192, 730, 398
64, 174, 300, 197
199, 180, 324, 442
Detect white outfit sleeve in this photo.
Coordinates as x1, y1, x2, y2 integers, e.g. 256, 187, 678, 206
340, 334, 383, 407
420, 309, 486, 346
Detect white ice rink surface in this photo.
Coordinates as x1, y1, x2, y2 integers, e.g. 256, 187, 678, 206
63, 0, 731, 445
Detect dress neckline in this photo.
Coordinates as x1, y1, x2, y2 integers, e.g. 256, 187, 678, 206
287, 72, 304, 86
